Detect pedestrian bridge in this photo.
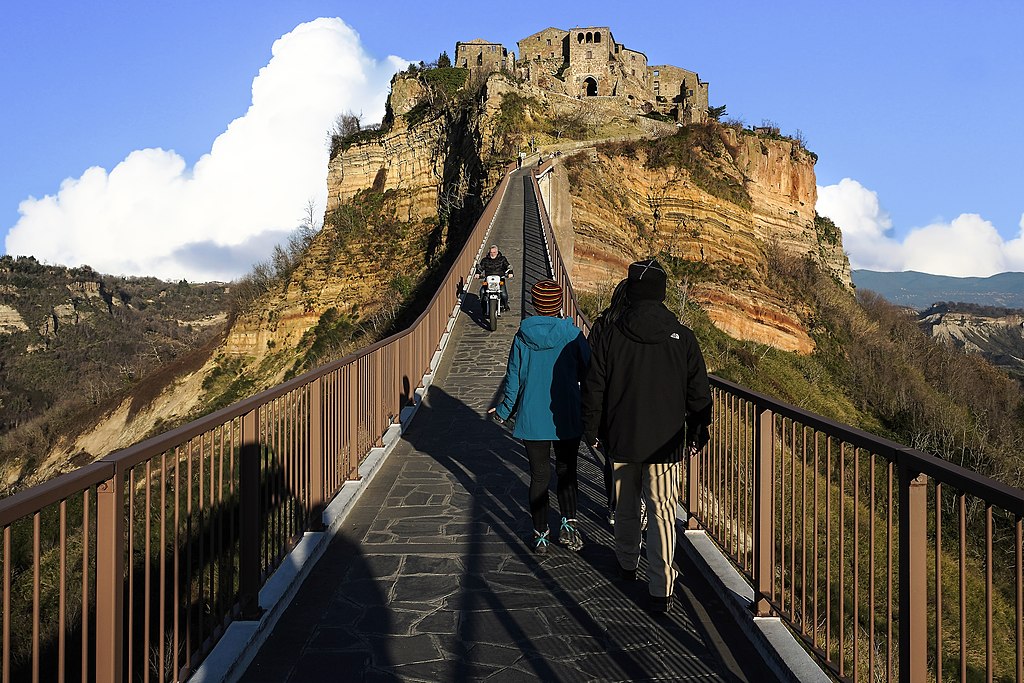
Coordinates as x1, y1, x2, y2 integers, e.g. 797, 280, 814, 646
1, 157, 1022, 682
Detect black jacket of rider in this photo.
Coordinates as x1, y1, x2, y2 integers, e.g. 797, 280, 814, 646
477, 252, 512, 277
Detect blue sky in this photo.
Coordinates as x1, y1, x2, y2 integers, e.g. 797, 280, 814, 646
1, 1, 1022, 279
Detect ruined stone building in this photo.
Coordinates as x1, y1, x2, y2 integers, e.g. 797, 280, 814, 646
455, 26, 709, 123
454, 39, 513, 75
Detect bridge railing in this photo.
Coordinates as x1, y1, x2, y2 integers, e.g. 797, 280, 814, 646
531, 160, 1024, 683
0, 165, 515, 683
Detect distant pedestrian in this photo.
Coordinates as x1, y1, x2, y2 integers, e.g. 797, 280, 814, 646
582, 259, 712, 612
490, 280, 591, 554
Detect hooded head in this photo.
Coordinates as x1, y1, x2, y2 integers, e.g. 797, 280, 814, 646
531, 279, 563, 316
627, 258, 667, 302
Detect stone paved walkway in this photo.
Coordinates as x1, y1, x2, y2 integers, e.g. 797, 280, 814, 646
239, 170, 776, 682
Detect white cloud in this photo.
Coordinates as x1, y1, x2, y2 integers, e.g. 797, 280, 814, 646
817, 179, 1024, 277
5, 18, 407, 282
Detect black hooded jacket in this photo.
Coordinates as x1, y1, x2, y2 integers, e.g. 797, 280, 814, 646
582, 299, 712, 463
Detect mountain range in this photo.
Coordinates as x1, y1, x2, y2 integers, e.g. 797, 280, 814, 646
853, 269, 1024, 310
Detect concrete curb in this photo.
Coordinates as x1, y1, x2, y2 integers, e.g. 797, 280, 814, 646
675, 508, 829, 683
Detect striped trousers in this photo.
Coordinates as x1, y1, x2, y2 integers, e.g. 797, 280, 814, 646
612, 461, 680, 598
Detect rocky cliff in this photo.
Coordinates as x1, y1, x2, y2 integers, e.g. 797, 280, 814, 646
919, 304, 1024, 379
564, 124, 851, 353
25, 66, 851, 485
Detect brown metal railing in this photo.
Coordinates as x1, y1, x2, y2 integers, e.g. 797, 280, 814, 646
532, 159, 1024, 682
0, 164, 515, 683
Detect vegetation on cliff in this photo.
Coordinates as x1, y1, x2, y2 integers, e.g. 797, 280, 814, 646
0, 255, 230, 489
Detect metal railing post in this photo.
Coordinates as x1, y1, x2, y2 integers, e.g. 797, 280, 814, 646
752, 406, 774, 616
95, 469, 124, 683
239, 409, 264, 620
685, 445, 700, 531
309, 378, 325, 531
898, 459, 928, 683
348, 363, 361, 481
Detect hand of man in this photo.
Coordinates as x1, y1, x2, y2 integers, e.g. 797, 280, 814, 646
487, 407, 504, 424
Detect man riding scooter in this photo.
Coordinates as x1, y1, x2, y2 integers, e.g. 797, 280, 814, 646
476, 245, 513, 316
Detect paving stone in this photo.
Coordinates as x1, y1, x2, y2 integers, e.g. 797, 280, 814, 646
384, 633, 444, 667
285, 650, 371, 681
412, 609, 458, 635
392, 574, 462, 604
307, 625, 366, 650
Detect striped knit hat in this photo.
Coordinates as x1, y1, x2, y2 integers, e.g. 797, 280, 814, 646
531, 280, 563, 316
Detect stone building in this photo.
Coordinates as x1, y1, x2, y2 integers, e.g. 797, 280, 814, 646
498, 25, 708, 122
454, 39, 513, 76
649, 65, 709, 124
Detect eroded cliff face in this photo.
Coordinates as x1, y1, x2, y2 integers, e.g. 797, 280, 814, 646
221, 75, 503, 364
565, 127, 851, 354
919, 308, 1024, 379
44, 72, 508, 470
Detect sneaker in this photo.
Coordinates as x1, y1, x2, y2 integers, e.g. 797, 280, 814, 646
533, 529, 550, 555
558, 517, 584, 551
649, 594, 673, 613
639, 499, 648, 532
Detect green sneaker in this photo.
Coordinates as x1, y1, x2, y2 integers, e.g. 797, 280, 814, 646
558, 517, 584, 551
533, 529, 550, 555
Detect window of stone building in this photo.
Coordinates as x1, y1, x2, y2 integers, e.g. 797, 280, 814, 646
577, 33, 584, 43
586, 50, 592, 59
586, 32, 593, 43
631, 54, 635, 61
477, 53, 483, 66
632, 69, 636, 76
653, 69, 660, 77
547, 38, 552, 46
595, 32, 602, 43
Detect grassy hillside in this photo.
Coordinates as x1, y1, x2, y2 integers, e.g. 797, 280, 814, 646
0, 256, 230, 487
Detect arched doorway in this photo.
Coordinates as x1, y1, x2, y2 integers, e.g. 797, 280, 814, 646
584, 77, 598, 97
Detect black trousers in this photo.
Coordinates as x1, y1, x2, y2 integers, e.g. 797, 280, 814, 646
524, 438, 580, 531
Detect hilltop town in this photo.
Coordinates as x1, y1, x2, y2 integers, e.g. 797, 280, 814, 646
455, 25, 709, 124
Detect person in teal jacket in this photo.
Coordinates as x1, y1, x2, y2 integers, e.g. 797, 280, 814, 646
489, 280, 590, 554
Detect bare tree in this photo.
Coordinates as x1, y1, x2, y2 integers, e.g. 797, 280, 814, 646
331, 111, 362, 139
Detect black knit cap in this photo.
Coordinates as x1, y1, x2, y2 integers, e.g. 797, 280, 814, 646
531, 279, 563, 316
627, 258, 667, 301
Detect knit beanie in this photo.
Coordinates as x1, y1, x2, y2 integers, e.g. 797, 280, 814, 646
627, 258, 667, 301
531, 280, 563, 316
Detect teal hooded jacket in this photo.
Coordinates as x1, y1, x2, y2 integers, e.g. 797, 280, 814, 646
495, 315, 590, 440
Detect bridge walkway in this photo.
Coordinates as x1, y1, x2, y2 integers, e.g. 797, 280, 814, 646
239, 169, 775, 682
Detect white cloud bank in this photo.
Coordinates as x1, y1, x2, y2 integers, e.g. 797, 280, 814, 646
817, 178, 1024, 278
5, 18, 407, 282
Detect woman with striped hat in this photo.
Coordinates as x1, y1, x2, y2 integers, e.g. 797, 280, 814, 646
489, 279, 591, 554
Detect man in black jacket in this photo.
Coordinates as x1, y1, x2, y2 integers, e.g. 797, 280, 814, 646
582, 258, 712, 613
476, 245, 513, 314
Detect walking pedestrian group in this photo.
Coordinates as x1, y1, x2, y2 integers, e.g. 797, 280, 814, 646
488, 258, 713, 613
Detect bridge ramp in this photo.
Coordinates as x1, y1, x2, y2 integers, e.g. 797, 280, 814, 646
240, 170, 774, 681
